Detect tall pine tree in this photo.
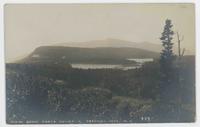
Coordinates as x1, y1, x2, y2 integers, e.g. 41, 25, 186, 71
159, 19, 176, 102
160, 19, 175, 68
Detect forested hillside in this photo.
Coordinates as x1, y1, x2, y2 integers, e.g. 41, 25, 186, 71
6, 56, 195, 123
19, 46, 159, 64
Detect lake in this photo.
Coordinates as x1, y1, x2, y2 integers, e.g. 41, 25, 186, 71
127, 58, 154, 63
71, 58, 154, 70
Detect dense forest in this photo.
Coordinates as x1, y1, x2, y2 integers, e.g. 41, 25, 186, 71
6, 19, 195, 124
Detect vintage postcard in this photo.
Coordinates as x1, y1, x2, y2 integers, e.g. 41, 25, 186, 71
4, 3, 196, 124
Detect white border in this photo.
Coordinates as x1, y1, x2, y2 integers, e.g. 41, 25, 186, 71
0, 0, 199, 127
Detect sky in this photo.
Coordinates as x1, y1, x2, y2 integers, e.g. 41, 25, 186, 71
4, 4, 195, 62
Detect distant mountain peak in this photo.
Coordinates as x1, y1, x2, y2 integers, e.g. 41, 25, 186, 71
104, 38, 124, 41
53, 38, 162, 53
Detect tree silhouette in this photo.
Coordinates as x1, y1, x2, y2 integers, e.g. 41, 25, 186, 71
159, 19, 176, 102
160, 19, 175, 67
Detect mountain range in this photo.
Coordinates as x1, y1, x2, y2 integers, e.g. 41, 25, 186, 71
54, 38, 162, 53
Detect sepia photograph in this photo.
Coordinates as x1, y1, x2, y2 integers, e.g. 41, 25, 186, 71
4, 3, 196, 124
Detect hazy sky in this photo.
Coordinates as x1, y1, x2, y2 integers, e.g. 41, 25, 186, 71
5, 4, 195, 62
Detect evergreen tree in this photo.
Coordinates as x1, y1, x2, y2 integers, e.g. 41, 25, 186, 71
159, 19, 176, 102
160, 19, 175, 68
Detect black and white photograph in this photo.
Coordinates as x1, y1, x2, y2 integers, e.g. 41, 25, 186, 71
3, 3, 196, 124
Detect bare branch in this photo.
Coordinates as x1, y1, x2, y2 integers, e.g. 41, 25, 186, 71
177, 32, 180, 40
181, 48, 186, 56
177, 32, 181, 57
176, 32, 184, 57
